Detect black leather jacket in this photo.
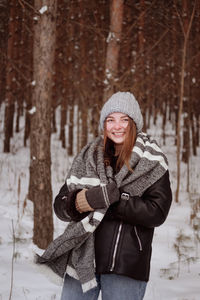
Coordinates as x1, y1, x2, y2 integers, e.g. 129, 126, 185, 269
54, 170, 172, 282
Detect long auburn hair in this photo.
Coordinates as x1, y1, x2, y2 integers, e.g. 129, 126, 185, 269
103, 117, 137, 172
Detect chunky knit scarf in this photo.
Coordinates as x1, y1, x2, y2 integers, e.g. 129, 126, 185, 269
36, 133, 168, 293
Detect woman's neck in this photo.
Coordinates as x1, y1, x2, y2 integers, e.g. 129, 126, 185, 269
114, 144, 122, 156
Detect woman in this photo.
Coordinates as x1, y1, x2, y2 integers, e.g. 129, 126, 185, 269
38, 92, 172, 300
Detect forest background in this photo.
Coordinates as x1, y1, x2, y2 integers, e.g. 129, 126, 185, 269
0, 1, 200, 297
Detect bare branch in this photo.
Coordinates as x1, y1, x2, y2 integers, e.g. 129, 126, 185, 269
17, 0, 39, 14
185, 0, 197, 39
173, 0, 185, 37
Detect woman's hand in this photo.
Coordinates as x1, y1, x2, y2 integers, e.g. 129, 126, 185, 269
75, 189, 94, 213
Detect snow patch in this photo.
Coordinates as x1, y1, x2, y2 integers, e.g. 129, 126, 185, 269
39, 6, 48, 14
28, 106, 36, 114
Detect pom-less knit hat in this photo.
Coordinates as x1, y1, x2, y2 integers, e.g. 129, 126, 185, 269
100, 91, 143, 132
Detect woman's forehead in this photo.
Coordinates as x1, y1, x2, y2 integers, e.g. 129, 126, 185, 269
106, 112, 128, 118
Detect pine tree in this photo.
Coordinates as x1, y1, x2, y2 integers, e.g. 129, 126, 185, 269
29, 0, 57, 249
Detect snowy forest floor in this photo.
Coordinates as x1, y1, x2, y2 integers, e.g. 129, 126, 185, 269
0, 109, 200, 300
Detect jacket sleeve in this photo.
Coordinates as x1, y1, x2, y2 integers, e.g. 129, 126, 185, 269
53, 183, 89, 222
54, 181, 120, 222
111, 170, 172, 228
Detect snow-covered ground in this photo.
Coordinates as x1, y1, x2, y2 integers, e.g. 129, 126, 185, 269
0, 109, 199, 300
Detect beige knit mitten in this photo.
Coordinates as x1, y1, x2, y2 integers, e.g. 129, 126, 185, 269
75, 189, 94, 213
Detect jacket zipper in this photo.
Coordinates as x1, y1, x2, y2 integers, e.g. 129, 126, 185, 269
134, 226, 143, 251
110, 222, 123, 272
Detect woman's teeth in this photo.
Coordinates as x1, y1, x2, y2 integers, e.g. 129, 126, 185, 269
113, 132, 124, 136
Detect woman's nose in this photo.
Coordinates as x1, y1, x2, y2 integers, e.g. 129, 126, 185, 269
113, 121, 122, 129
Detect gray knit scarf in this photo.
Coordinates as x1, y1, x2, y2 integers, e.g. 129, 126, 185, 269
36, 132, 168, 293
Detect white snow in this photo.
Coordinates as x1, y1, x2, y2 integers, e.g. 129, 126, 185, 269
39, 6, 48, 15
106, 31, 116, 43
28, 107, 36, 115
0, 108, 199, 299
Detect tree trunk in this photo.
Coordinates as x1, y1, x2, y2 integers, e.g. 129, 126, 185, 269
68, 104, 74, 156
181, 0, 190, 164
24, 108, 31, 147
175, 0, 196, 203
190, 111, 197, 156
77, 106, 81, 153
103, 0, 124, 102
137, 0, 145, 101
196, 113, 200, 147
0, 0, 9, 106
171, 3, 180, 146
80, 104, 88, 149
23, 1, 34, 146
30, 0, 57, 249
3, 0, 16, 152
60, 99, 67, 148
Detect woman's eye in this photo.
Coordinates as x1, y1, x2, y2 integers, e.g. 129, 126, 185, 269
122, 118, 129, 122
106, 119, 113, 123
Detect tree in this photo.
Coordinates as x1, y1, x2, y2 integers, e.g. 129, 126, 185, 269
3, 0, 17, 152
29, 0, 57, 249
0, 0, 9, 107
103, 0, 124, 102
175, 0, 196, 203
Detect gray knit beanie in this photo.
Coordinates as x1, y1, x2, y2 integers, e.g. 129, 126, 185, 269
100, 91, 143, 132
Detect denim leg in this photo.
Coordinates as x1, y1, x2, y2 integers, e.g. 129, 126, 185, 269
100, 274, 147, 300
60, 274, 100, 300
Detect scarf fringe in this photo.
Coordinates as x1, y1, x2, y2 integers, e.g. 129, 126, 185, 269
65, 266, 98, 293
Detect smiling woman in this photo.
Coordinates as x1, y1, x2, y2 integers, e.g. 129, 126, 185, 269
38, 91, 172, 300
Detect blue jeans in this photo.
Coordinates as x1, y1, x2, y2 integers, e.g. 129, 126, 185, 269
61, 274, 147, 300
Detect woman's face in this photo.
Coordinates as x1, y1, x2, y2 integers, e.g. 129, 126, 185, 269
105, 112, 129, 146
